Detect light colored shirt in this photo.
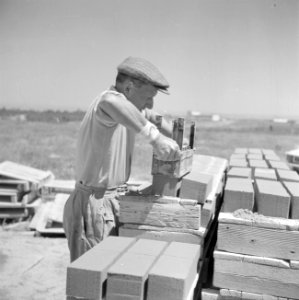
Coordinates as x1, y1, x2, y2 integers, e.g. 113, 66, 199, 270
76, 87, 154, 189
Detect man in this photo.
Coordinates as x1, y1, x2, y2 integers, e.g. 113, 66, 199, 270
63, 57, 181, 262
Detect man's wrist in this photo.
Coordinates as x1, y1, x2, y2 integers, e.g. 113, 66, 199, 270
140, 121, 160, 143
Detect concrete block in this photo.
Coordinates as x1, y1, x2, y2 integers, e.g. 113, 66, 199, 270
234, 148, 248, 154
180, 171, 213, 204
283, 181, 299, 219
66, 236, 136, 300
223, 178, 254, 212
229, 159, 248, 168
147, 245, 200, 300
249, 159, 268, 169
247, 153, 263, 160
265, 154, 281, 161
162, 241, 201, 261
227, 167, 252, 179
254, 168, 277, 181
277, 169, 299, 183
230, 153, 247, 160
255, 179, 291, 218
106, 239, 167, 300
268, 160, 290, 170
248, 148, 262, 154
262, 149, 276, 156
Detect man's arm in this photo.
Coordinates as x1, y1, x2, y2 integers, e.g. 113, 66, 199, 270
99, 91, 181, 161
143, 108, 173, 138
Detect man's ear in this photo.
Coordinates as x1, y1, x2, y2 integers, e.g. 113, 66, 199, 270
124, 81, 134, 97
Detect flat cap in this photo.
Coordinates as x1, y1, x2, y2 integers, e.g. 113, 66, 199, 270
117, 57, 169, 92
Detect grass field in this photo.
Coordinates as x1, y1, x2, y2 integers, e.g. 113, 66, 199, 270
0, 116, 298, 182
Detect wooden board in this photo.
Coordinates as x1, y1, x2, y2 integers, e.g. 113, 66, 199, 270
119, 195, 201, 229
0, 160, 54, 188
217, 212, 299, 260
213, 250, 299, 299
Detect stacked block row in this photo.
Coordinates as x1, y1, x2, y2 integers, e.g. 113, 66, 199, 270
224, 148, 299, 219
206, 148, 299, 299
119, 154, 228, 245
67, 236, 201, 300
209, 212, 299, 299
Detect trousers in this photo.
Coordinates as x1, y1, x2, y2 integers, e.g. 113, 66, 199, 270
63, 182, 120, 263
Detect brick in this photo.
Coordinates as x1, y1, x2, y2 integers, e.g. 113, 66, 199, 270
227, 167, 252, 179
180, 171, 213, 204
249, 159, 268, 169
262, 149, 276, 156
229, 159, 248, 168
234, 148, 248, 154
230, 153, 247, 160
106, 240, 167, 300
248, 148, 262, 154
277, 169, 299, 183
283, 181, 299, 219
254, 168, 277, 181
247, 153, 263, 160
223, 178, 254, 212
162, 241, 201, 261
66, 236, 136, 299
265, 154, 281, 161
268, 160, 290, 170
255, 179, 291, 218
147, 242, 200, 300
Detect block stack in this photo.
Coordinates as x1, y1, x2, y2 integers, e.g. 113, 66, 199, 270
29, 179, 75, 235
0, 160, 54, 219
202, 148, 299, 299
66, 236, 201, 300
119, 153, 227, 296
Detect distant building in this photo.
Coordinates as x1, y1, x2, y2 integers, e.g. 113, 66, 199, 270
273, 118, 289, 124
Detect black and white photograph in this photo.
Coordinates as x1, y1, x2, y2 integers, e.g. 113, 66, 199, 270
0, 0, 299, 299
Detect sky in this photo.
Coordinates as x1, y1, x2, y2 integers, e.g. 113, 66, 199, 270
0, 0, 298, 117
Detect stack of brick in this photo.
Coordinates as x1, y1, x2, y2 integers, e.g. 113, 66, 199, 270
29, 179, 75, 235
202, 148, 299, 299
119, 154, 227, 245
66, 236, 201, 300
0, 160, 54, 219
207, 211, 299, 299
224, 148, 299, 219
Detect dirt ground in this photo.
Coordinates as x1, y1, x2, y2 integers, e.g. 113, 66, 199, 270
0, 223, 69, 300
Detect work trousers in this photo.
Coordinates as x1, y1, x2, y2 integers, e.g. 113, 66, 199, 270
63, 182, 120, 263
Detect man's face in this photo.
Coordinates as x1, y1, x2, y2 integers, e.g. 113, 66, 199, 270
128, 83, 158, 111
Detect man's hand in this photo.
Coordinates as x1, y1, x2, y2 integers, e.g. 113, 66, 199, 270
150, 134, 182, 161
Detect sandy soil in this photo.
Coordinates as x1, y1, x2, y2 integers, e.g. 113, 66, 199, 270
0, 224, 69, 300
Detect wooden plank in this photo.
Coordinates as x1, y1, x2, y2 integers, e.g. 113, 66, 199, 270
47, 193, 69, 224
119, 226, 204, 245
213, 250, 299, 299
189, 122, 195, 149
41, 179, 75, 197
0, 160, 54, 188
255, 179, 291, 218
119, 195, 201, 229
0, 188, 18, 203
